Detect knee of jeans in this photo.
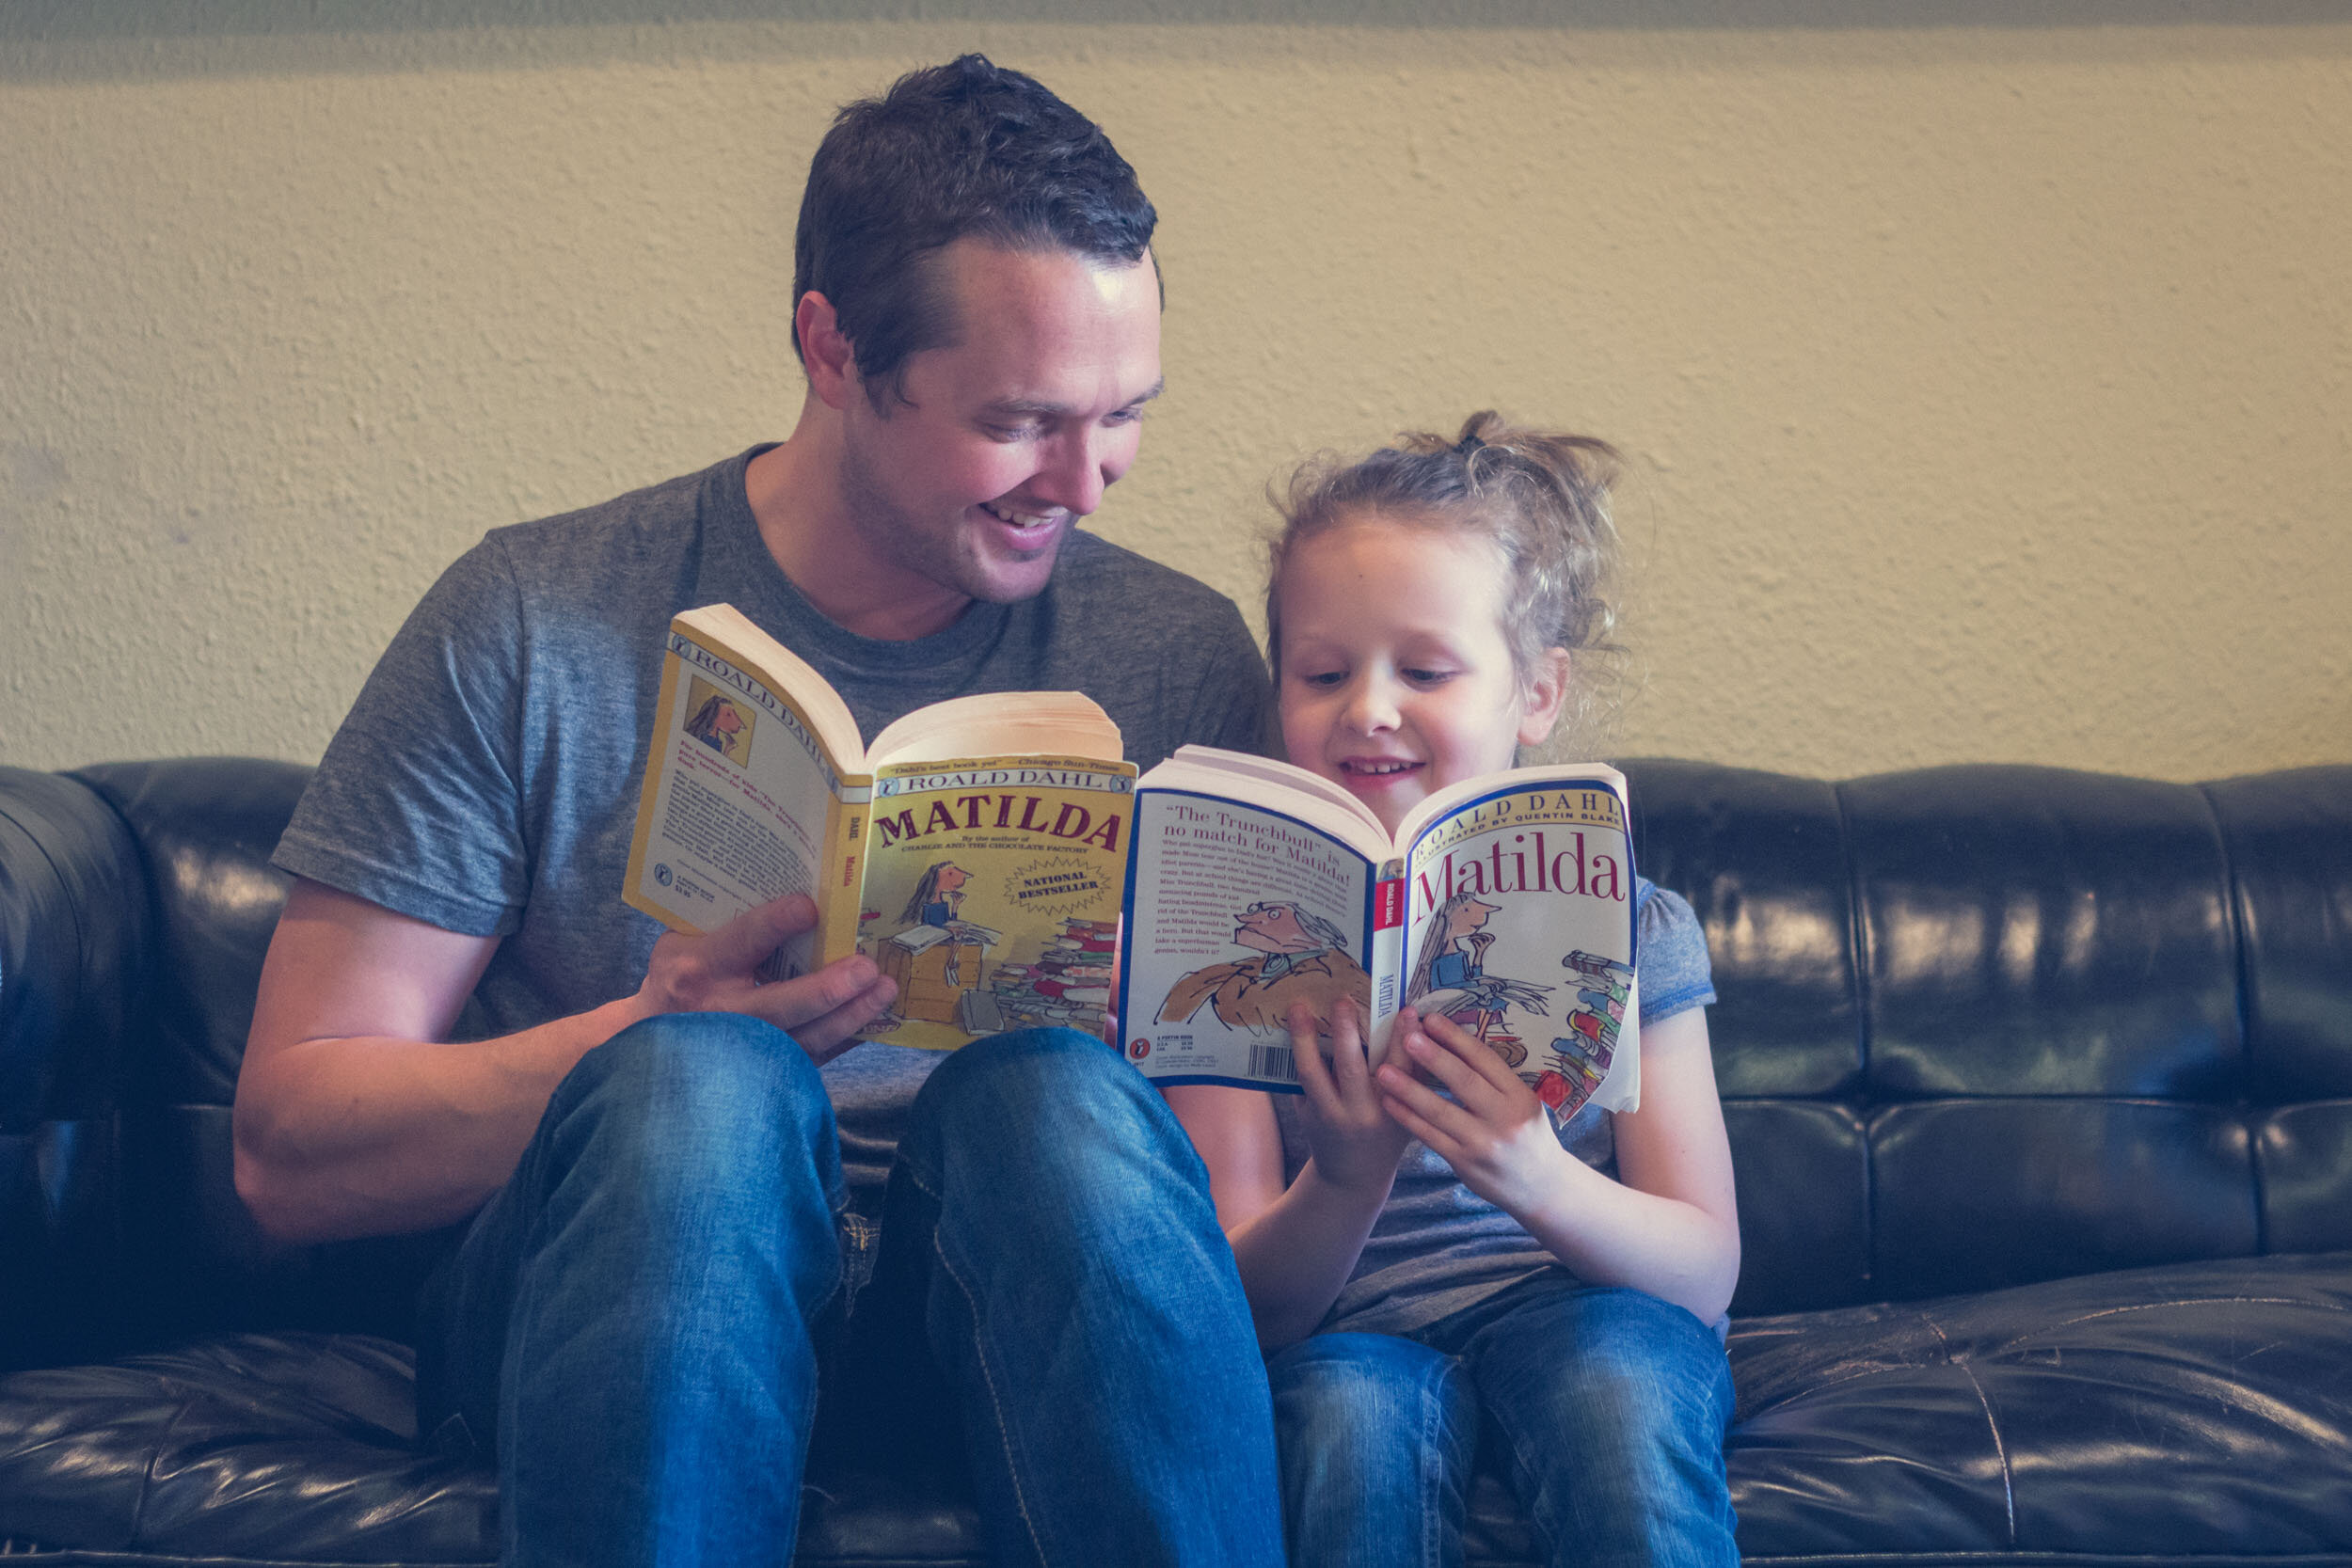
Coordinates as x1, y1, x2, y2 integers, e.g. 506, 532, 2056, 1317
904, 1026, 1185, 1205
1500, 1290, 1732, 1449
554, 1012, 834, 1191
916, 1026, 1152, 1144
1271, 1335, 1462, 1476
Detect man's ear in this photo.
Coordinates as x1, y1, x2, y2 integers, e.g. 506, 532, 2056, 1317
795, 291, 860, 411
1516, 648, 1573, 749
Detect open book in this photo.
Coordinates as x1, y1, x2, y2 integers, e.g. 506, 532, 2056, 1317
623, 603, 1136, 1050
1115, 746, 1640, 1118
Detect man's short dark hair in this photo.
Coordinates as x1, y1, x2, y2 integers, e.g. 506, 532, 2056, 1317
792, 54, 1159, 410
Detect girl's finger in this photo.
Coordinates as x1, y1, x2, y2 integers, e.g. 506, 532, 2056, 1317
1287, 1002, 1340, 1108
1324, 996, 1373, 1097
1376, 1082, 1461, 1164
1395, 1020, 1495, 1110
1375, 1055, 1477, 1148
1415, 1009, 1522, 1105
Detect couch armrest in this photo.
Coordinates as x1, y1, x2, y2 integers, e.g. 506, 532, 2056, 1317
0, 767, 151, 1368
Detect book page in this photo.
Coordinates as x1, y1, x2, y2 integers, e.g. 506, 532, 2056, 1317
867, 690, 1121, 769
855, 755, 1136, 1052
1401, 776, 1641, 1120
1119, 791, 1384, 1091
622, 622, 853, 971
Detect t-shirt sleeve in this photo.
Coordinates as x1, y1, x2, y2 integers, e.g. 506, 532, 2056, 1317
1634, 882, 1716, 1025
272, 536, 535, 938
1183, 599, 1278, 759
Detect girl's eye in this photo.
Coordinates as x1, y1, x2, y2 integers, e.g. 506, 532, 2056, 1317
1297, 670, 1347, 689
1404, 667, 1457, 686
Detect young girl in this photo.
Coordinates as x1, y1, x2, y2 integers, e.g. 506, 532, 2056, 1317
1164, 413, 1740, 1568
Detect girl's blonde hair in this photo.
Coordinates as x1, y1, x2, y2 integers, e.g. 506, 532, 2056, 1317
1266, 411, 1628, 747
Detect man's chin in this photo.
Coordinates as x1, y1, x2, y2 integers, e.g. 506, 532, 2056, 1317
961, 538, 1069, 604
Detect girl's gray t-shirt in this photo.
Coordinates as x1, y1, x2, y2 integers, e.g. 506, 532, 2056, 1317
1272, 878, 1717, 1336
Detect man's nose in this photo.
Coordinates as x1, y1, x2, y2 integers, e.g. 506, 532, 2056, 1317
1028, 428, 1108, 516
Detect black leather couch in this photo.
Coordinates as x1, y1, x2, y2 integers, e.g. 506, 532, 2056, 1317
5, 754, 2349, 1565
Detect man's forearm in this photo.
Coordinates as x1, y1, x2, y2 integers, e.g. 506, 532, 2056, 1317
233, 996, 647, 1243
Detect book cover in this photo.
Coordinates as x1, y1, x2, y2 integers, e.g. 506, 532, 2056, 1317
855, 756, 1134, 1051
1117, 791, 1387, 1087
1397, 778, 1640, 1119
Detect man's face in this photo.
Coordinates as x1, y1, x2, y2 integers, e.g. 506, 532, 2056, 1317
833, 239, 1163, 614
1235, 903, 1313, 954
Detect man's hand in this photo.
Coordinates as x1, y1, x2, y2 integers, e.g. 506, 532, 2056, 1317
1289, 999, 1411, 1196
631, 894, 897, 1064
1375, 1007, 1568, 1220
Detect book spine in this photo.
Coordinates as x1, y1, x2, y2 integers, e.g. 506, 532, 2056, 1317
819, 783, 869, 969
1368, 860, 1407, 1061
620, 635, 696, 930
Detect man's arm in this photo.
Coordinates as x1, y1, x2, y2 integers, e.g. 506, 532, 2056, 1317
234, 879, 895, 1245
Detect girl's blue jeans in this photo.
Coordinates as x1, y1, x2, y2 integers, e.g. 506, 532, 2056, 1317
417, 1014, 1284, 1568
1266, 1274, 1739, 1568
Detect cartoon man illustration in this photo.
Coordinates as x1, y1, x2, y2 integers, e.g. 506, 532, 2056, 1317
1157, 901, 1371, 1033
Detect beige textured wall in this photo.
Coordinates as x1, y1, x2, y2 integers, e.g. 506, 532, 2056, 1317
5, 11, 2348, 782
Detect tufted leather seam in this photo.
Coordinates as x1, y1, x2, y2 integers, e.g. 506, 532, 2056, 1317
1830, 779, 1879, 1298
1923, 1315, 2017, 1547
2198, 780, 2265, 1255
125, 1379, 199, 1556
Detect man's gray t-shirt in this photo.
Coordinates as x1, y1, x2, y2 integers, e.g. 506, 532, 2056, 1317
275, 446, 1274, 1202
1273, 877, 1717, 1336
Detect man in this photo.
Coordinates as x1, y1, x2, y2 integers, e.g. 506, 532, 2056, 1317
1158, 900, 1374, 1033
233, 56, 1281, 1567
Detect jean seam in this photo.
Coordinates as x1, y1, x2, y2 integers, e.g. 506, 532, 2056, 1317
1418, 1352, 1456, 1568
907, 1160, 1052, 1568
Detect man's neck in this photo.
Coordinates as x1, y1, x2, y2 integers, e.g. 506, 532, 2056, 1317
743, 408, 973, 641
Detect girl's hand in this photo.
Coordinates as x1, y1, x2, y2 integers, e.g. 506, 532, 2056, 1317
1376, 1008, 1569, 1219
1290, 999, 1411, 1197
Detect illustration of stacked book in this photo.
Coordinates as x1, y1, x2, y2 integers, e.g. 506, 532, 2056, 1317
1538, 950, 1632, 1112
960, 916, 1119, 1037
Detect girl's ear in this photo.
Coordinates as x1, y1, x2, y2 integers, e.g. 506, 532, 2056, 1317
1516, 648, 1572, 749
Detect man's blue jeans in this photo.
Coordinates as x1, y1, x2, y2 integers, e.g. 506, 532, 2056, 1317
417, 1014, 1284, 1567
1264, 1274, 1738, 1568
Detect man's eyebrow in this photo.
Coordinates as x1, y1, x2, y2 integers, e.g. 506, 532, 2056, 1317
981, 380, 1166, 419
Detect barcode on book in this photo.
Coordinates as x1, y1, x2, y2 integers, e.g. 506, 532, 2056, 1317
1248, 1044, 1297, 1083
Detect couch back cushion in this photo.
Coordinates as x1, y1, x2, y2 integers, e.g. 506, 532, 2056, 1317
1625, 758, 2352, 1317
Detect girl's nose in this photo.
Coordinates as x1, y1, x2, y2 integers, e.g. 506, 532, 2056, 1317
1343, 674, 1400, 735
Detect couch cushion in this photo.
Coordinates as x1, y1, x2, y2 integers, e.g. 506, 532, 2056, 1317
1726, 1250, 2352, 1561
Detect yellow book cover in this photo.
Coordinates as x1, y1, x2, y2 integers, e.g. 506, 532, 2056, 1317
622, 604, 1134, 1046
856, 756, 1133, 1051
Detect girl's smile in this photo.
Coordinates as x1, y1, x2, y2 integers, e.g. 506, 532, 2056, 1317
1275, 514, 1566, 834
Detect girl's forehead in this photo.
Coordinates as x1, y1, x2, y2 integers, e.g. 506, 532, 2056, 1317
1279, 515, 1514, 617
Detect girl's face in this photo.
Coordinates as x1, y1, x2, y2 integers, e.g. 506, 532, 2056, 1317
1277, 515, 1567, 834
